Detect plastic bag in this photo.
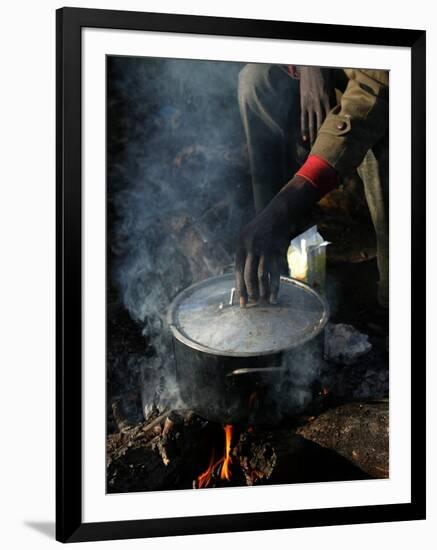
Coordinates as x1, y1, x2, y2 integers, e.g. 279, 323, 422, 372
287, 225, 329, 291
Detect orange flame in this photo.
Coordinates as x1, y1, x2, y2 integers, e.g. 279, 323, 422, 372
220, 425, 233, 481
196, 425, 233, 488
197, 449, 216, 489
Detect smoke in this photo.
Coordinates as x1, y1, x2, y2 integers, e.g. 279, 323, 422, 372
247, 338, 326, 425
107, 56, 252, 420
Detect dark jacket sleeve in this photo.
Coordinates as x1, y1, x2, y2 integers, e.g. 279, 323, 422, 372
310, 69, 389, 175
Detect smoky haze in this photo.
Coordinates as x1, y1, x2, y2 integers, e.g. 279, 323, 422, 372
107, 56, 324, 425
107, 56, 253, 421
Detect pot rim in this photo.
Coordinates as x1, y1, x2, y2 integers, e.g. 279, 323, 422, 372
167, 274, 330, 358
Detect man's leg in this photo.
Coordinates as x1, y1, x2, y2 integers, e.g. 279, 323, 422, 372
238, 64, 301, 213
357, 134, 389, 308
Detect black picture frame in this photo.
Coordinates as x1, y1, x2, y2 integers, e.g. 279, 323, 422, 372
56, 6, 426, 543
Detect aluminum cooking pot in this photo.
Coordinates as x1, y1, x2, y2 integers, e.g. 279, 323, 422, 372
167, 273, 329, 425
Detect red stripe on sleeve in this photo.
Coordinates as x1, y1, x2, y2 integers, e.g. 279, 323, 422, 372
296, 155, 339, 196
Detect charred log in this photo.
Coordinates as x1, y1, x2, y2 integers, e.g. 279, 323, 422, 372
234, 428, 370, 486
107, 409, 218, 493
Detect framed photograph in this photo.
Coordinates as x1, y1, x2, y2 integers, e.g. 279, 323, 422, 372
56, 7, 426, 543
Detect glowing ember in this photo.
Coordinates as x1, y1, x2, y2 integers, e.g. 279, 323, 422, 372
196, 424, 233, 488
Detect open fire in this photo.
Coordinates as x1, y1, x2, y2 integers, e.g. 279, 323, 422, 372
197, 424, 234, 488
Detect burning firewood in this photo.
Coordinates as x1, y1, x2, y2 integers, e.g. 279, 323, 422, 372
194, 424, 237, 489
107, 402, 387, 494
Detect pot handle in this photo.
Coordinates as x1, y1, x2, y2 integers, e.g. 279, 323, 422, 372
219, 287, 236, 309
227, 366, 287, 377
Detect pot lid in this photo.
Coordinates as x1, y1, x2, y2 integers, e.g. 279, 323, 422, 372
167, 274, 329, 357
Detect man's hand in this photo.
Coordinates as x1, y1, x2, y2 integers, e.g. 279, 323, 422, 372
235, 176, 320, 306
298, 66, 336, 145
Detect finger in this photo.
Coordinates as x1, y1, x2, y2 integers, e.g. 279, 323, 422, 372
257, 255, 270, 303
269, 257, 281, 304
309, 111, 316, 145
316, 108, 324, 135
301, 109, 309, 143
235, 248, 247, 307
244, 253, 260, 302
